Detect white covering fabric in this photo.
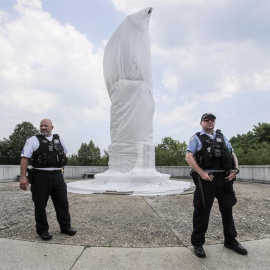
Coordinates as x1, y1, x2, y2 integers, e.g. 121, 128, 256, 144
108, 80, 155, 172
67, 8, 192, 195
103, 8, 153, 98
104, 8, 155, 172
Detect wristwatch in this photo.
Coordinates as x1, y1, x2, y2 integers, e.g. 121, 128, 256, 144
234, 168, 240, 174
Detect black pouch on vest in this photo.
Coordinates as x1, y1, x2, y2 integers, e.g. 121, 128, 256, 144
204, 151, 213, 167
222, 154, 233, 170
47, 154, 57, 165
37, 155, 43, 165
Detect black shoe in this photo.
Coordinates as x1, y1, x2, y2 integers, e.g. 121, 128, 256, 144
194, 246, 206, 258
61, 227, 77, 236
39, 232, 52, 241
224, 240, 248, 255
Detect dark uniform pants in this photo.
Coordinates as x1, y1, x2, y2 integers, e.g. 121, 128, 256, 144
191, 173, 237, 246
30, 171, 71, 234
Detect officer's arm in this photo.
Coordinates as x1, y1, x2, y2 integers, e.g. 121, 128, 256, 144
186, 152, 213, 181
224, 135, 239, 169
225, 152, 239, 181
20, 157, 29, 190
232, 152, 239, 169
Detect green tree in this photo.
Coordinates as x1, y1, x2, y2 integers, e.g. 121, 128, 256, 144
68, 149, 109, 166
77, 140, 101, 165
0, 139, 11, 164
230, 122, 270, 148
230, 122, 270, 165
234, 142, 270, 165
100, 150, 109, 166
0, 122, 39, 165
230, 131, 256, 151
155, 137, 187, 166
253, 122, 270, 144
67, 154, 80, 166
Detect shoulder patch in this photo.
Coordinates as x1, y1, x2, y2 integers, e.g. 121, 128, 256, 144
189, 135, 195, 142
53, 134, 60, 139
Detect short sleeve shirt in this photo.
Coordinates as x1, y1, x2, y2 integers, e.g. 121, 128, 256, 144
186, 130, 233, 155
21, 135, 68, 170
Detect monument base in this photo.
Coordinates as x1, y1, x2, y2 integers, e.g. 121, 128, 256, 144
67, 170, 193, 196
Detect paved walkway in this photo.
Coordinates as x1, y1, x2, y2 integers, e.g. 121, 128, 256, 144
0, 179, 269, 270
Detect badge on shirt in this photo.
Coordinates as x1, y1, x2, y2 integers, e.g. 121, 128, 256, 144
54, 139, 60, 144
216, 138, 223, 143
42, 140, 47, 143
207, 147, 211, 152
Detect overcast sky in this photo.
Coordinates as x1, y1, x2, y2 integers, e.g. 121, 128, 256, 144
1, 0, 270, 155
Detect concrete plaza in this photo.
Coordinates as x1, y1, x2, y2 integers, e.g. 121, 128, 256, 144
0, 178, 269, 270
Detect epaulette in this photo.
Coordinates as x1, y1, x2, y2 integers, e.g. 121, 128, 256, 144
53, 134, 60, 139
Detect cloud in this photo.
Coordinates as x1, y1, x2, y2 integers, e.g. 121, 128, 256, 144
1, 0, 270, 154
0, 2, 109, 120
162, 72, 179, 92
0, 87, 58, 113
0, 0, 112, 153
154, 100, 198, 124
245, 68, 270, 92
110, 0, 270, 144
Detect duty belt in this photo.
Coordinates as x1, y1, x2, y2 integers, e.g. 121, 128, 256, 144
33, 169, 62, 175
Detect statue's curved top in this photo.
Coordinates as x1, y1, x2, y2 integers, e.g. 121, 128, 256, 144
103, 7, 153, 99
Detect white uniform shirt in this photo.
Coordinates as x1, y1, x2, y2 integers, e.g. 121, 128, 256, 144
21, 135, 68, 171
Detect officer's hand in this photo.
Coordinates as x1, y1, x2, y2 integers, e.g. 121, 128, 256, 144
19, 178, 29, 190
200, 171, 213, 181
224, 170, 236, 182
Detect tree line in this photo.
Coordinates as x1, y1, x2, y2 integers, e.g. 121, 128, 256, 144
230, 123, 270, 165
0, 121, 270, 166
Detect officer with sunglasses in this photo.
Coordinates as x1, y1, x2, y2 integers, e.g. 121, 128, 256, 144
186, 113, 247, 258
19, 119, 76, 241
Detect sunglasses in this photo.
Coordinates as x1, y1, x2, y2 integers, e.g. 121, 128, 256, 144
203, 118, 215, 123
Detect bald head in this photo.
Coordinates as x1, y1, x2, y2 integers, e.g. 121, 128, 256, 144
40, 118, 52, 125
40, 119, 54, 137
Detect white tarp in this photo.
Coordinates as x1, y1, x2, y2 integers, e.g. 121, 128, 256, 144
67, 8, 192, 195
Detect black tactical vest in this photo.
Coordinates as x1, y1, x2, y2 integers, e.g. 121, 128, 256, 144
195, 131, 233, 171
31, 134, 67, 168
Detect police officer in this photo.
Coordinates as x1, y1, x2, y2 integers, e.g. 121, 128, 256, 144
20, 119, 76, 241
186, 113, 247, 258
